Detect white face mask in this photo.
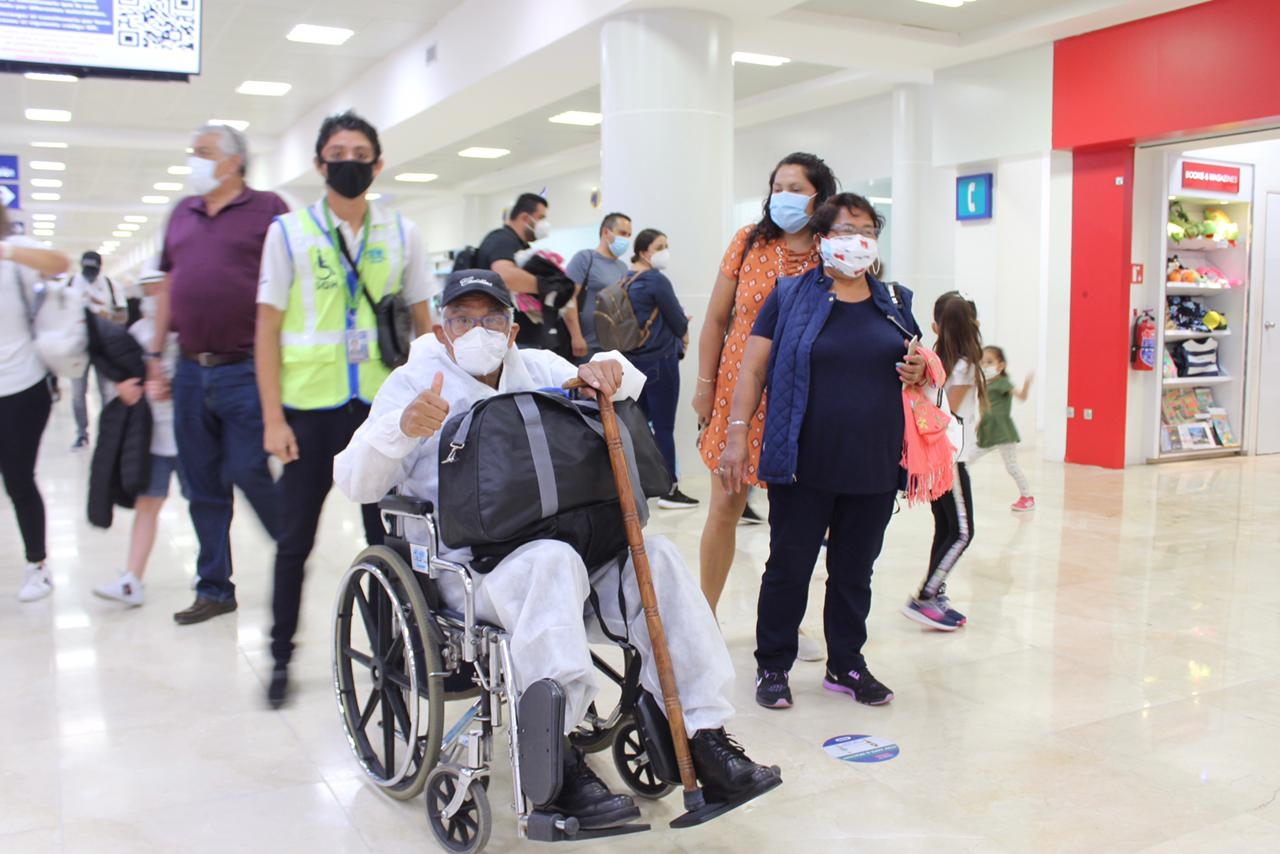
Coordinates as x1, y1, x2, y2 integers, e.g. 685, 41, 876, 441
649, 249, 671, 270
449, 326, 509, 377
820, 234, 878, 278
982, 365, 1000, 380
533, 218, 552, 241
187, 155, 222, 195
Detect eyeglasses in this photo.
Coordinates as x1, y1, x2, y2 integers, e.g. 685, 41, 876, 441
827, 225, 879, 238
443, 313, 511, 337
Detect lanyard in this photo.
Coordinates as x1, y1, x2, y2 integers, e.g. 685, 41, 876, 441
308, 201, 370, 314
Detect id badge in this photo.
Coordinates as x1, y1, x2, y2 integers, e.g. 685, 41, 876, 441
346, 328, 371, 364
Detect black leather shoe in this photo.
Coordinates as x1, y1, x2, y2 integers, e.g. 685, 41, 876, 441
550, 747, 641, 829
173, 596, 237, 625
267, 664, 289, 709
689, 728, 780, 803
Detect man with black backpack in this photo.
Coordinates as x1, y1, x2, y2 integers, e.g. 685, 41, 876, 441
255, 110, 433, 708
565, 211, 632, 358
68, 250, 122, 450
335, 269, 781, 832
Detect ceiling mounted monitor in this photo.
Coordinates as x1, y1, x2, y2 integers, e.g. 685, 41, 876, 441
0, 0, 202, 82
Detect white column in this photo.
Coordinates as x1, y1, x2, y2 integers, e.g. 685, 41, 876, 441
600, 10, 733, 476
890, 84, 926, 287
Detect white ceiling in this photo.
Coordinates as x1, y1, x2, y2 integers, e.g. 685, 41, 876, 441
1, 0, 1205, 267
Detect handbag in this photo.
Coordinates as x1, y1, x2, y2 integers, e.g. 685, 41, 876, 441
334, 228, 413, 369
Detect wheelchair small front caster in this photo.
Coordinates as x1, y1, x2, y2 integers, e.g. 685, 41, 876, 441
612, 721, 675, 800
424, 765, 491, 853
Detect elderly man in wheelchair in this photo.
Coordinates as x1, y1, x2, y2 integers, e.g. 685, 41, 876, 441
333, 270, 779, 847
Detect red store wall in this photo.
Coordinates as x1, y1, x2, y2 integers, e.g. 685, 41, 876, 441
1053, 0, 1280, 467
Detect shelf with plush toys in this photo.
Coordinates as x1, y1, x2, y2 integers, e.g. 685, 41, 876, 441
1152, 157, 1251, 461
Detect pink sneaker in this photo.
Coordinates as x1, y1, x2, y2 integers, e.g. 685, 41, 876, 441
1012, 496, 1036, 512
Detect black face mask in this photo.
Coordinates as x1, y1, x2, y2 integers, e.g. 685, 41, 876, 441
324, 160, 376, 200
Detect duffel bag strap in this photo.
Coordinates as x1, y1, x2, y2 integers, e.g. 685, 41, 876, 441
514, 394, 560, 519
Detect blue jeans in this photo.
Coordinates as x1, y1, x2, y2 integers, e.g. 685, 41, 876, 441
632, 353, 680, 482
173, 359, 280, 602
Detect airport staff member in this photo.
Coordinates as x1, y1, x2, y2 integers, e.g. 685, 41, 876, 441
255, 110, 433, 709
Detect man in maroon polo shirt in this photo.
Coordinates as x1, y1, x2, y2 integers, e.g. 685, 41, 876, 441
147, 123, 288, 625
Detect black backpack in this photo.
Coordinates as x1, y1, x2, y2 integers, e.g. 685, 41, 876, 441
437, 391, 672, 571
451, 246, 482, 273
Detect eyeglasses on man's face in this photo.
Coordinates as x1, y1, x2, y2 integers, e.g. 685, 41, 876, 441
443, 312, 512, 337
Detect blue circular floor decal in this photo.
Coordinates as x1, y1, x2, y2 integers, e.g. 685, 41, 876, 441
822, 734, 900, 763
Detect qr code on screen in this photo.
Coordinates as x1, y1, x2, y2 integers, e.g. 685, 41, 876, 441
115, 0, 198, 51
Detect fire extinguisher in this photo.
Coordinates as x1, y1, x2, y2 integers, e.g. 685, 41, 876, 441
1131, 310, 1156, 371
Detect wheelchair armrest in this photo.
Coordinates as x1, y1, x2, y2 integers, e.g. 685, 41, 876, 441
379, 494, 434, 519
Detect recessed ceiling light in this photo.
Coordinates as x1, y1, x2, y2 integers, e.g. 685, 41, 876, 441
31, 192, 61, 201
30, 178, 63, 188
365, 192, 382, 201
33, 229, 55, 237
209, 119, 250, 131
31, 213, 57, 221
548, 110, 602, 127
25, 108, 71, 122
30, 161, 66, 171
731, 52, 791, 66
123, 215, 148, 223
101, 241, 119, 248
117, 223, 141, 231
867, 196, 893, 205
31, 141, 68, 149
458, 147, 510, 159
141, 195, 170, 204
236, 80, 292, 97
286, 24, 355, 45
915, 0, 975, 7
112, 231, 132, 238
24, 72, 79, 83
153, 182, 184, 191
167, 165, 192, 175
394, 172, 439, 183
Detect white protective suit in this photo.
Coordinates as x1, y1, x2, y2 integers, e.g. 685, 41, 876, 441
333, 336, 735, 736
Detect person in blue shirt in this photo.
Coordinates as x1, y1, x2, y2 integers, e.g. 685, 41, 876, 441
718, 193, 927, 712
623, 228, 697, 509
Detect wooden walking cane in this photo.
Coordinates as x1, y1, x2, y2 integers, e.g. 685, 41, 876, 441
566, 379, 706, 814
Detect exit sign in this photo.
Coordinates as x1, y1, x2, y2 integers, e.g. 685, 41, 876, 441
956, 173, 993, 221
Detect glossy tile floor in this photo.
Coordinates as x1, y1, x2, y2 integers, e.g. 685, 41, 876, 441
4, 404, 1280, 853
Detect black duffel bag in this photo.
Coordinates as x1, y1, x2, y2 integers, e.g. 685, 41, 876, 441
437, 390, 672, 571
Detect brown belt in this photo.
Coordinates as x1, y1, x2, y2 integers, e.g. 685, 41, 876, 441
182, 351, 251, 367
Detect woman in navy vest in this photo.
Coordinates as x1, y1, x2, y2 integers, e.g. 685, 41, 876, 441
717, 193, 927, 711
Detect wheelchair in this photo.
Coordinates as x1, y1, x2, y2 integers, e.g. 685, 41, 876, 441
331, 494, 685, 853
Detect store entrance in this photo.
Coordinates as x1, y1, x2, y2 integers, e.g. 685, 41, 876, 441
1259, 192, 1280, 455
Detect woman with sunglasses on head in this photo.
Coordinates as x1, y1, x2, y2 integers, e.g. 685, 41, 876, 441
694, 153, 837, 641
718, 193, 926, 711
0, 208, 72, 602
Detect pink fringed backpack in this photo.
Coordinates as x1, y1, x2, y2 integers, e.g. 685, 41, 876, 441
901, 346, 956, 505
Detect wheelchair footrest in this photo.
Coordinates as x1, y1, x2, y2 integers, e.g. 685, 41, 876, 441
669, 768, 783, 829
525, 811, 650, 843
518, 679, 566, 808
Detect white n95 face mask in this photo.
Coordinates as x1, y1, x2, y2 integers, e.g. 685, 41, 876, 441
649, 249, 671, 270
187, 156, 221, 195
450, 327, 509, 377
534, 218, 552, 241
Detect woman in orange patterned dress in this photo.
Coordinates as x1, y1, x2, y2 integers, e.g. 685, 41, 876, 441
694, 153, 837, 617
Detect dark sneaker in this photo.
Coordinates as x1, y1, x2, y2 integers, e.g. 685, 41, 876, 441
71, 435, 89, 451
173, 596, 237, 625
739, 503, 765, 526
267, 664, 289, 709
901, 596, 964, 631
657, 484, 700, 510
689, 728, 781, 803
755, 668, 792, 709
550, 747, 640, 829
823, 665, 894, 706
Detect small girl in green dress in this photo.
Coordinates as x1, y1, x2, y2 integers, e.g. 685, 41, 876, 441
975, 346, 1035, 512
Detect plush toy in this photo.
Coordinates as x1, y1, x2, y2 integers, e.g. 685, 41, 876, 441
1203, 209, 1241, 246
1167, 255, 1184, 282
1167, 295, 1212, 332
1167, 221, 1186, 243
1180, 269, 1200, 283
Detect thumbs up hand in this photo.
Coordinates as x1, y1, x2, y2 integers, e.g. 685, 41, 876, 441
399, 372, 451, 439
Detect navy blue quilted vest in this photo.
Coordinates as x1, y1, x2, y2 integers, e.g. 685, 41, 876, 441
757, 267, 921, 485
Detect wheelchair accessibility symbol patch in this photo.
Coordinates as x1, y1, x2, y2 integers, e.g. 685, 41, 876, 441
822, 734, 900, 763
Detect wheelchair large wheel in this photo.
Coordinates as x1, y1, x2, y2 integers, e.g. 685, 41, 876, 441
333, 545, 444, 800
612, 720, 675, 800
425, 764, 492, 854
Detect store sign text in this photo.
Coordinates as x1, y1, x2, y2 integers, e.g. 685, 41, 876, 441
1181, 162, 1240, 194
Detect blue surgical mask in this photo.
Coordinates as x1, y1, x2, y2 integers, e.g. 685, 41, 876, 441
608, 233, 630, 258
769, 191, 814, 234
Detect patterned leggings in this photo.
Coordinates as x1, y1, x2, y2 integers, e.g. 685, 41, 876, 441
970, 443, 1031, 497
